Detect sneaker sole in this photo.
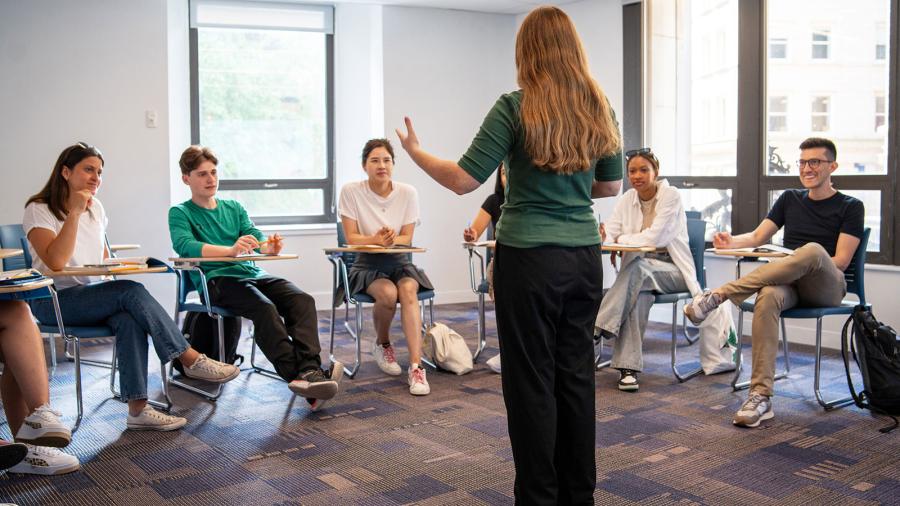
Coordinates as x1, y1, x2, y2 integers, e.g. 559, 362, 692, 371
733, 409, 775, 428
618, 384, 639, 392
127, 420, 187, 432
376, 363, 403, 376
15, 432, 72, 449
289, 380, 338, 400
683, 306, 705, 326
409, 387, 430, 396
183, 366, 241, 384
8, 460, 80, 475
309, 362, 345, 413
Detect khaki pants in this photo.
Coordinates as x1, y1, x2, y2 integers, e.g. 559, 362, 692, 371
719, 243, 846, 396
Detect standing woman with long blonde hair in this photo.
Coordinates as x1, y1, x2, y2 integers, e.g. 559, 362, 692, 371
396, 6, 622, 504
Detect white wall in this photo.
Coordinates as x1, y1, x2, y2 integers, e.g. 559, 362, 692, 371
381, 6, 518, 303
0, 0, 179, 305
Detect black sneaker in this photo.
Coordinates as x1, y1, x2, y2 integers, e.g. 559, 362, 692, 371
618, 369, 639, 392
306, 361, 344, 412
289, 367, 338, 400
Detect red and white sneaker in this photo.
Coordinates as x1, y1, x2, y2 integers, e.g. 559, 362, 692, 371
372, 341, 402, 376
407, 365, 430, 396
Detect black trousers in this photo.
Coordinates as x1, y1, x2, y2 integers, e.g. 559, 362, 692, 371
207, 276, 322, 381
494, 243, 603, 505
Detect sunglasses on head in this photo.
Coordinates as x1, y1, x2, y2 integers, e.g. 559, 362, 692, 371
625, 147, 655, 160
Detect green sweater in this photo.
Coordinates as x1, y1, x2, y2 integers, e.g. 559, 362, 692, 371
168, 199, 266, 287
458, 90, 623, 248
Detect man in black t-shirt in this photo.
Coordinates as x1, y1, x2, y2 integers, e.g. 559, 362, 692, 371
683, 137, 864, 428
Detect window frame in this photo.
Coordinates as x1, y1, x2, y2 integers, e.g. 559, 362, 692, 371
625, 0, 899, 265
811, 27, 831, 60
188, 2, 336, 226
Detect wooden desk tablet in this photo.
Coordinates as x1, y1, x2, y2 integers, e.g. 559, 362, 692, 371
0, 249, 23, 260
0, 277, 54, 294
45, 266, 169, 277
109, 244, 141, 252
169, 254, 299, 268
601, 244, 660, 253
325, 247, 426, 254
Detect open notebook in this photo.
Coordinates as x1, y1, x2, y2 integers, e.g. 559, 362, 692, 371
713, 244, 795, 255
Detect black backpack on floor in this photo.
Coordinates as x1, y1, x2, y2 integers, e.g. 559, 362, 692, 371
172, 312, 244, 375
841, 305, 900, 433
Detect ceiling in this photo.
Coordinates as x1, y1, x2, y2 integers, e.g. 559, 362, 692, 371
317, 0, 591, 15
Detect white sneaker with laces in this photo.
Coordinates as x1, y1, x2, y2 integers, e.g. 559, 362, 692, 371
127, 406, 187, 431
733, 392, 774, 428
372, 341, 402, 376
7, 444, 80, 475
486, 353, 502, 374
182, 353, 241, 383
408, 365, 430, 396
15, 404, 71, 448
684, 290, 722, 325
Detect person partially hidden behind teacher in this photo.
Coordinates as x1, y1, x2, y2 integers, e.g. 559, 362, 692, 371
684, 137, 864, 428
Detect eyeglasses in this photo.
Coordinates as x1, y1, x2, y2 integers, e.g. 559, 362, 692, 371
796, 158, 833, 169
625, 147, 656, 160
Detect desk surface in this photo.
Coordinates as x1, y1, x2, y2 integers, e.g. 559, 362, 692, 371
325, 247, 425, 254
462, 241, 495, 249
109, 244, 140, 252
0, 277, 54, 294
46, 266, 169, 277
170, 254, 299, 264
0, 249, 23, 260
601, 244, 659, 253
710, 249, 789, 258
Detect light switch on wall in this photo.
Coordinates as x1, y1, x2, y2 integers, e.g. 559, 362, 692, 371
145, 110, 158, 128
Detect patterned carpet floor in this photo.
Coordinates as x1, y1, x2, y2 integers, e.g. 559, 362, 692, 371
0, 302, 898, 505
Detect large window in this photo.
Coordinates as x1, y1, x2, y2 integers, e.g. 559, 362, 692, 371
633, 0, 898, 264
189, 1, 335, 225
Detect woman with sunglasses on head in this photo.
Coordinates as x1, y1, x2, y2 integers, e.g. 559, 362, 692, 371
396, 7, 623, 503
595, 148, 698, 392
462, 163, 505, 374
23, 142, 240, 433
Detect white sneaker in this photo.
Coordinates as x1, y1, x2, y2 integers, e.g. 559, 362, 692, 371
7, 444, 80, 475
684, 290, 722, 325
733, 392, 774, 428
182, 354, 241, 383
408, 365, 430, 396
372, 341, 402, 376
15, 404, 71, 448
126, 406, 187, 431
486, 353, 502, 374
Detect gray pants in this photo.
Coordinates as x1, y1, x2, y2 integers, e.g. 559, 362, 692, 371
595, 257, 688, 372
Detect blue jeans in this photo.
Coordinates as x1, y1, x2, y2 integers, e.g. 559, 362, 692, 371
30, 280, 188, 401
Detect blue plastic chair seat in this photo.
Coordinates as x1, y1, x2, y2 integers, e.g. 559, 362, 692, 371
39, 325, 112, 338
179, 301, 236, 317
653, 291, 691, 304
739, 299, 866, 318
350, 289, 435, 304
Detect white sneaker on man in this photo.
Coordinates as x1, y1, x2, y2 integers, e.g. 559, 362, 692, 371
307, 361, 344, 412
182, 354, 240, 383
126, 405, 187, 431
733, 392, 774, 428
7, 444, 80, 475
408, 365, 430, 396
486, 353, 502, 374
15, 404, 71, 448
372, 341, 402, 376
684, 290, 723, 325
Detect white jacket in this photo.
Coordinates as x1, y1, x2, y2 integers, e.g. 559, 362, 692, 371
605, 179, 701, 296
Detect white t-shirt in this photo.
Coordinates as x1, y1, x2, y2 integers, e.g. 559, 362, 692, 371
22, 200, 108, 289
338, 180, 420, 236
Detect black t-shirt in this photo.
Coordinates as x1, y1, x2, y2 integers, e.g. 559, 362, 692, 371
480, 192, 504, 230
766, 189, 864, 256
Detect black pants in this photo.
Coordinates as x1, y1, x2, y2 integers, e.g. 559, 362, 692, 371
494, 243, 603, 505
207, 276, 322, 381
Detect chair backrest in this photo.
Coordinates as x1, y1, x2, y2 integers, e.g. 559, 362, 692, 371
685, 210, 702, 220
843, 227, 870, 306
335, 222, 357, 269
686, 218, 707, 289
0, 224, 28, 271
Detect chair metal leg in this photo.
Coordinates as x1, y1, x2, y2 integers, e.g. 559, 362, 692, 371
473, 292, 487, 361
419, 298, 436, 370
595, 334, 611, 370
732, 311, 790, 391
168, 314, 226, 401
47, 287, 83, 432
681, 312, 699, 345
671, 302, 703, 382
48, 332, 57, 369
813, 317, 853, 410
250, 335, 285, 382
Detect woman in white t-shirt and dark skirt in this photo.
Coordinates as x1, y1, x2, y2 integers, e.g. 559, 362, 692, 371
23, 142, 240, 432
338, 139, 434, 396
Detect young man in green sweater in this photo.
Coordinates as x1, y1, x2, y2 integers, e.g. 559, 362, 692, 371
169, 145, 342, 411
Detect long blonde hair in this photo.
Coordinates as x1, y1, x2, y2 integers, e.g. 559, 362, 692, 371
516, 6, 621, 174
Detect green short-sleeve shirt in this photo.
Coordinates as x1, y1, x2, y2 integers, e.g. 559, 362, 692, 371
458, 90, 623, 248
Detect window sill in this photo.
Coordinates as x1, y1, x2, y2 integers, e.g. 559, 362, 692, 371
258, 223, 336, 237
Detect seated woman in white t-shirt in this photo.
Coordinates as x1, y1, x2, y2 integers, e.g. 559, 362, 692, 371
338, 138, 434, 396
23, 142, 240, 432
